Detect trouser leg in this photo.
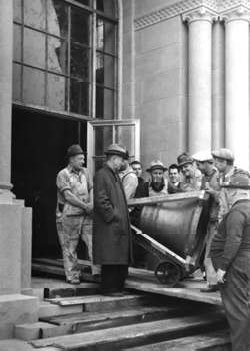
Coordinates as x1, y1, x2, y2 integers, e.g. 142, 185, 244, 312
220, 262, 250, 351
57, 216, 82, 281
81, 216, 101, 275
204, 221, 218, 286
101, 265, 128, 294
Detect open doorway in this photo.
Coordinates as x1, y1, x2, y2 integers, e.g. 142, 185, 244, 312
11, 106, 87, 259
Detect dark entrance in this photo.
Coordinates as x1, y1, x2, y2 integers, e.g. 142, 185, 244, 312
11, 106, 87, 258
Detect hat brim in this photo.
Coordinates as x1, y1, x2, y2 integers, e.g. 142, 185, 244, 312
105, 150, 127, 158
212, 153, 234, 162
67, 151, 84, 158
146, 166, 168, 172
178, 160, 193, 168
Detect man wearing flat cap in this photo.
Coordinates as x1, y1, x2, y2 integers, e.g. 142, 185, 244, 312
119, 151, 138, 201
210, 173, 250, 351
144, 160, 168, 196
177, 152, 202, 192
93, 144, 132, 296
56, 144, 99, 284
192, 151, 220, 292
212, 148, 250, 221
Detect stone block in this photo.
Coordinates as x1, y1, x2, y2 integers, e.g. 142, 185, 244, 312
39, 301, 82, 319
15, 322, 56, 341
0, 204, 22, 294
0, 294, 38, 339
21, 207, 32, 290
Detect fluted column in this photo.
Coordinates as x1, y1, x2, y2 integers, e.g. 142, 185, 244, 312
183, 7, 217, 154
0, 0, 13, 203
222, 6, 250, 170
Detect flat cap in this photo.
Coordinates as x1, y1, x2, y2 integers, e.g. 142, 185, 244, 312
67, 144, 84, 158
192, 151, 213, 162
212, 148, 234, 162
177, 153, 193, 167
222, 172, 250, 189
105, 144, 127, 158
146, 160, 167, 172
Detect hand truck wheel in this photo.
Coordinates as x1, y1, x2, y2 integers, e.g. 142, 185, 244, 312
155, 261, 182, 286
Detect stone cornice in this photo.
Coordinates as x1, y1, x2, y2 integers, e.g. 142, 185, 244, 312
182, 6, 218, 23
220, 5, 250, 23
134, 0, 250, 30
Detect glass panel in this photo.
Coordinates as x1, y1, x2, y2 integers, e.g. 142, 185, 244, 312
77, 0, 91, 6
13, 63, 22, 101
94, 126, 113, 156
48, 0, 68, 38
96, 0, 116, 17
14, 24, 22, 62
23, 67, 45, 106
94, 158, 106, 172
47, 73, 67, 111
70, 79, 90, 115
71, 7, 90, 46
115, 125, 135, 157
14, 0, 22, 23
48, 37, 68, 74
96, 87, 115, 119
70, 43, 90, 80
24, 0, 46, 30
23, 28, 46, 69
96, 53, 115, 88
96, 17, 116, 55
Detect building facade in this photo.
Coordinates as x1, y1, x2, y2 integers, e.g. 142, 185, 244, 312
0, 0, 249, 336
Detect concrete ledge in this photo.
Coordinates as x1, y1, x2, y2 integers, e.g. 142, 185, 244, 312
15, 322, 57, 341
0, 339, 58, 351
0, 294, 39, 339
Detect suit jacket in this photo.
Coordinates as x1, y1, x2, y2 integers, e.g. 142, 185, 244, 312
93, 165, 132, 265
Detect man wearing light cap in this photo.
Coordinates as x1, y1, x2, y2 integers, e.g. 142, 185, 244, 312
56, 144, 99, 284
210, 173, 250, 351
192, 151, 220, 292
145, 160, 168, 196
177, 152, 202, 192
93, 144, 132, 296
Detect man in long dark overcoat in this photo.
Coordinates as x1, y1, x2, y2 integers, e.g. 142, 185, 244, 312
93, 144, 132, 296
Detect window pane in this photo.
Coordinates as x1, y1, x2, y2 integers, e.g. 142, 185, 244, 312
96, 53, 115, 88
96, 0, 117, 17
13, 63, 22, 101
14, 0, 22, 23
70, 79, 90, 115
77, 0, 91, 6
14, 24, 22, 62
70, 43, 90, 80
47, 73, 67, 111
96, 87, 115, 119
24, 28, 46, 69
96, 17, 116, 55
48, 0, 68, 39
71, 7, 90, 46
115, 125, 135, 157
94, 126, 113, 156
48, 37, 68, 74
23, 67, 45, 106
94, 158, 105, 172
24, 0, 46, 30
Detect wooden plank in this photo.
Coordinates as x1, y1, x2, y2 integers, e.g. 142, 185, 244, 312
30, 312, 227, 349
124, 330, 230, 351
126, 280, 222, 306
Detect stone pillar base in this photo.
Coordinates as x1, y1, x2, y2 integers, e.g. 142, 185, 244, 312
0, 294, 38, 339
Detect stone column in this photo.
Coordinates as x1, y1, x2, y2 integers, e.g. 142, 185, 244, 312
183, 7, 217, 154
0, 0, 14, 203
222, 6, 250, 170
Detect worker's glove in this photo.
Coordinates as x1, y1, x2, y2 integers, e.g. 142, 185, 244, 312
216, 269, 226, 284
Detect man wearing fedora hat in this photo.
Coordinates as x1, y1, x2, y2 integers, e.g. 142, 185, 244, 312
177, 152, 202, 192
210, 173, 250, 351
93, 144, 132, 296
56, 144, 99, 284
145, 160, 168, 196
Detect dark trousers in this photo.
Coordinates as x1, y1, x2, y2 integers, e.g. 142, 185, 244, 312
220, 256, 250, 351
101, 265, 128, 294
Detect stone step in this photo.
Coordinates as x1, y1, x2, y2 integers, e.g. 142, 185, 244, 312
38, 301, 83, 319
30, 311, 227, 350
124, 330, 231, 351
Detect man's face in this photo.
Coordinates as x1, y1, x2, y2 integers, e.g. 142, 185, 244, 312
113, 155, 125, 171
132, 163, 142, 178
169, 168, 180, 184
71, 154, 85, 170
151, 168, 164, 183
214, 158, 227, 173
196, 161, 205, 174
181, 163, 193, 177
119, 159, 129, 172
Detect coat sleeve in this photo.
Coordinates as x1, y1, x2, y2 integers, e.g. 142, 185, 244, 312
219, 210, 246, 271
94, 171, 116, 223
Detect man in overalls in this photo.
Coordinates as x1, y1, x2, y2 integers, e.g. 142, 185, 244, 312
56, 144, 99, 284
